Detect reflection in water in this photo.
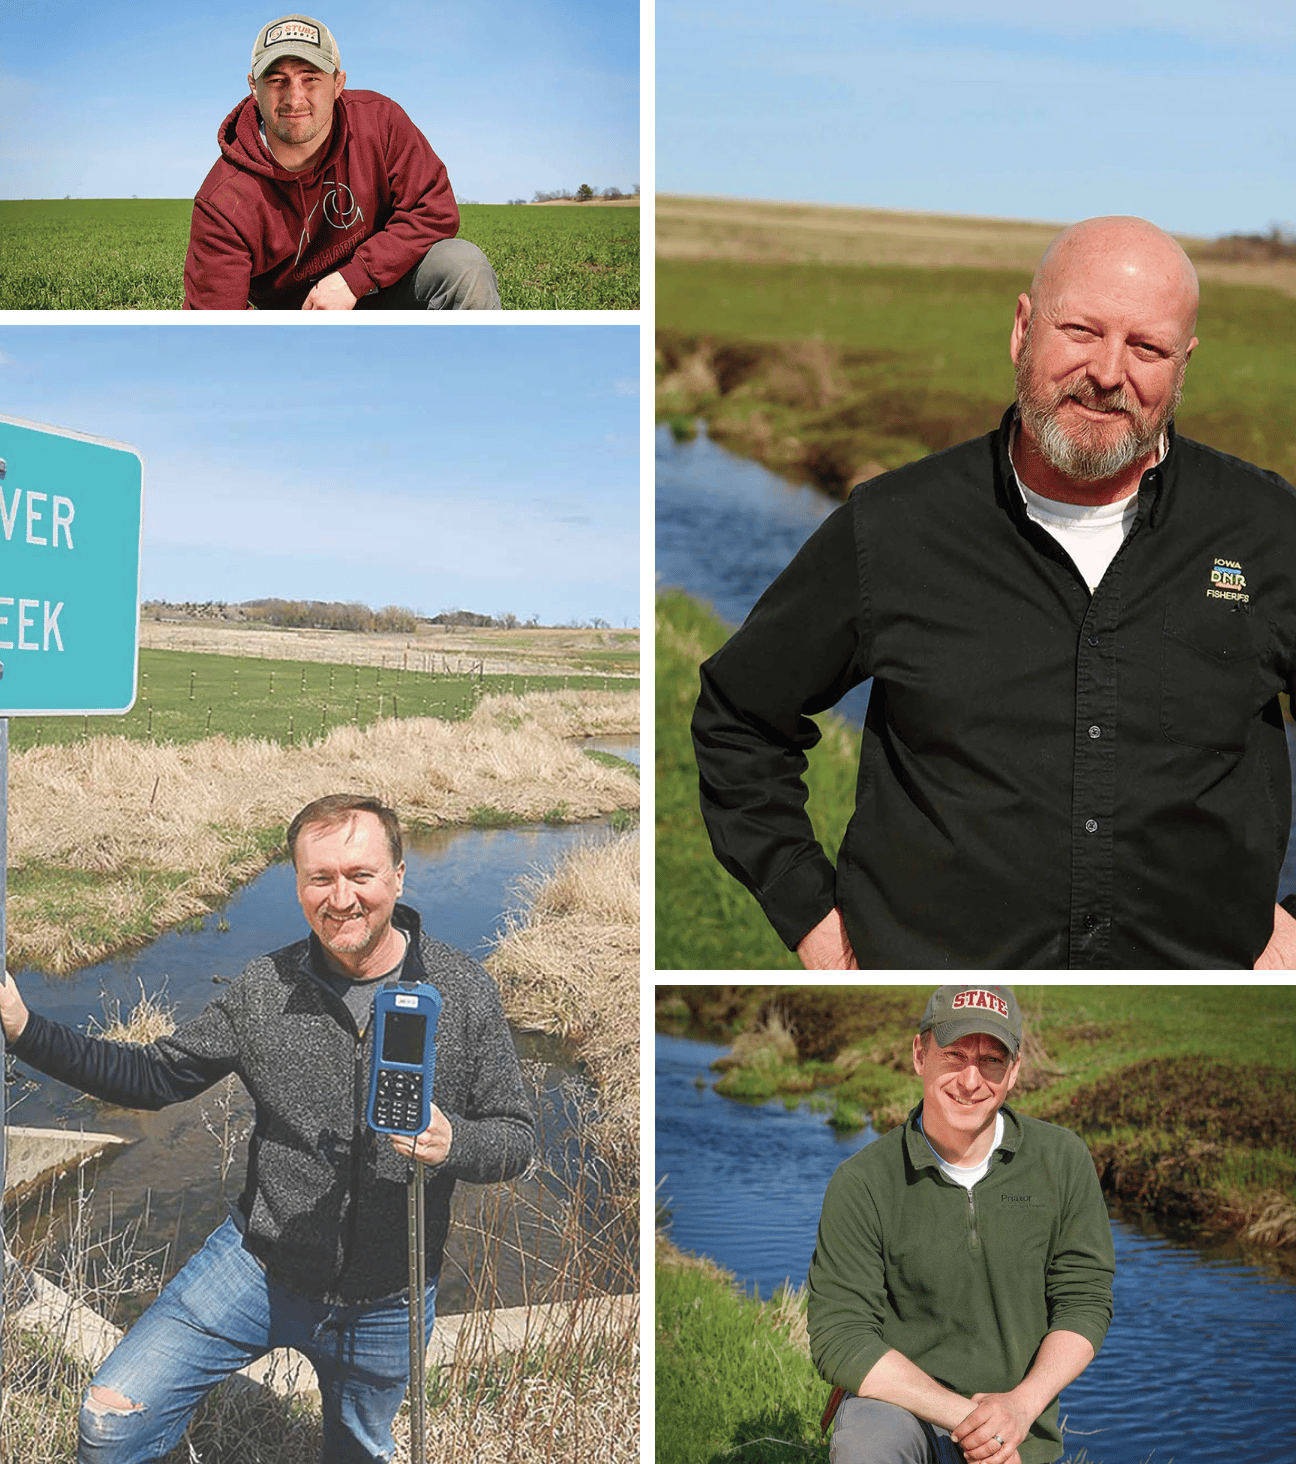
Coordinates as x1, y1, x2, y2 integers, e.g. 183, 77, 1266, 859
657, 423, 1296, 899
7, 816, 633, 1315
656, 1032, 1296, 1464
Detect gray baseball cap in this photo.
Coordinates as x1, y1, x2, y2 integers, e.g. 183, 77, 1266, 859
919, 985, 1022, 1058
251, 15, 340, 79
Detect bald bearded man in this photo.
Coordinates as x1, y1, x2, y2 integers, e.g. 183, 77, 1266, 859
692, 215, 1296, 970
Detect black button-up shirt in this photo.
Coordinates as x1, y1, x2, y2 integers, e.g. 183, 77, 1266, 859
692, 407, 1296, 968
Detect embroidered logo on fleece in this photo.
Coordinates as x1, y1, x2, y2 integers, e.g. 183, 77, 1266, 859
265, 21, 321, 47
1207, 558, 1249, 604
951, 989, 1009, 1018
293, 179, 366, 269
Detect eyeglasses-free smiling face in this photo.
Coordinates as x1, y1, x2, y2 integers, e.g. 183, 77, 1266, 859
293, 811, 405, 974
912, 1030, 1021, 1164
1008, 216, 1199, 496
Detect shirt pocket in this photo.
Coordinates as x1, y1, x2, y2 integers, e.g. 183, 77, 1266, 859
1160, 600, 1260, 754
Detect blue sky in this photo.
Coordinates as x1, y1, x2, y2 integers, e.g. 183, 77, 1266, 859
657, 0, 1296, 238
0, 324, 640, 626
1, 0, 639, 204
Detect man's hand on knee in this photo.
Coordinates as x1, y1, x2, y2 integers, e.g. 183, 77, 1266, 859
302, 272, 357, 310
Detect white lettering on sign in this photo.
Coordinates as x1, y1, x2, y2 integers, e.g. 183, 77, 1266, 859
0, 596, 65, 652
0, 486, 76, 548
27, 491, 46, 545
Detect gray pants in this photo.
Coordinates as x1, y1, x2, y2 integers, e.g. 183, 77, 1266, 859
830, 1397, 963, 1464
357, 237, 502, 310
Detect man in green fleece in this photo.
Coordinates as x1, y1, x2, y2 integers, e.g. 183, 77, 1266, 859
807, 986, 1114, 1464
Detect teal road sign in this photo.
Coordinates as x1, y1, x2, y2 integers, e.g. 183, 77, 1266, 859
0, 415, 144, 716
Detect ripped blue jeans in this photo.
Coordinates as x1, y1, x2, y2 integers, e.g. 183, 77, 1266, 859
80, 1216, 437, 1464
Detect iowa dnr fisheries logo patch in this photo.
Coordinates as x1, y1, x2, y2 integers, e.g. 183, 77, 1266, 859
952, 989, 1009, 1018
1207, 557, 1249, 604
266, 20, 320, 46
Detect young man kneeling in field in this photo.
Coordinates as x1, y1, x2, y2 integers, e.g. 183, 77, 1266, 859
184, 12, 501, 310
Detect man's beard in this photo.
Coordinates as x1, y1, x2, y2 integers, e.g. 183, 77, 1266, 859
318, 909, 380, 955
1015, 326, 1182, 483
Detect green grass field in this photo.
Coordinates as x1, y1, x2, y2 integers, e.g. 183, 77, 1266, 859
0, 200, 638, 310
656, 590, 860, 970
6, 647, 637, 752
658, 259, 1296, 491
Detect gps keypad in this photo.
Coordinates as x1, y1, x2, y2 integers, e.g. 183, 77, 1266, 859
372, 1067, 425, 1132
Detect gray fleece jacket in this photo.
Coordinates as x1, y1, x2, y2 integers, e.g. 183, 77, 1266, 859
11, 904, 536, 1303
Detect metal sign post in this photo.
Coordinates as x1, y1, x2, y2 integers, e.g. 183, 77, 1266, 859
0, 419, 143, 1400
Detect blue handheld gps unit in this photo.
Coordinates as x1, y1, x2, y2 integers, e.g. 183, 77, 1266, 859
365, 982, 444, 1136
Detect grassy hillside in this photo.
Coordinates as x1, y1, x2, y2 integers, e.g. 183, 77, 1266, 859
7, 646, 635, 753
657, 200, 1296, 495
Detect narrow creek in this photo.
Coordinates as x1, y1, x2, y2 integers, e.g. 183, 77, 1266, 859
656, 421, 1296, 896
656, 1031, 1296, 1464
4, 745, 637, 1320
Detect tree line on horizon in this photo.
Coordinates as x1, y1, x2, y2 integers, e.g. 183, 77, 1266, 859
142, 600, 625, 633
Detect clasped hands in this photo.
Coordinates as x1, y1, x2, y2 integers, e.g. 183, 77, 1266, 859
949, 1391, 1032, 1464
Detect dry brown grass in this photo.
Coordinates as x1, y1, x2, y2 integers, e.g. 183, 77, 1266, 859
471, 688, 640, 738
657, 194, 1296, 297
7, 691, 639, 972
1239, 1191, 1296, 1248
84, 978, 177, 1044
487, 833, 639, 1181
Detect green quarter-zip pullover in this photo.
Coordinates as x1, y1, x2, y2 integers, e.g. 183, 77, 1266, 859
807, 1103, 1114, 1464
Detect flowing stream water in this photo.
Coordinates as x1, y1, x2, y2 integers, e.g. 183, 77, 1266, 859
5, 743, 637, 1316
656, 422, 1296, 896
656, 1030, 1296, 1464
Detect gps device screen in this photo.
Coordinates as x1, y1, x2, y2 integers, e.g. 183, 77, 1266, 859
381, 1011, 426, 1066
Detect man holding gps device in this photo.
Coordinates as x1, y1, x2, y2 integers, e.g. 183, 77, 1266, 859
0, 793, 535, 1464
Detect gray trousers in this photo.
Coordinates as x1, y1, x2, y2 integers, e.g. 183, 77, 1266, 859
357, 237, 501, 310
830, 1397, 963, 1464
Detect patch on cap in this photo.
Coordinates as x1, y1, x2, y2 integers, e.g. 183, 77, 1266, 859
265, 19, 321, 47
951, 989, 1010, 1019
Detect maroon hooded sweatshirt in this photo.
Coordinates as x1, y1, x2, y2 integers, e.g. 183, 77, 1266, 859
184, 90, 459, 310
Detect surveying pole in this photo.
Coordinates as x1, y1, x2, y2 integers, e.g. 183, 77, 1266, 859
407, 1158, 428, 1464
